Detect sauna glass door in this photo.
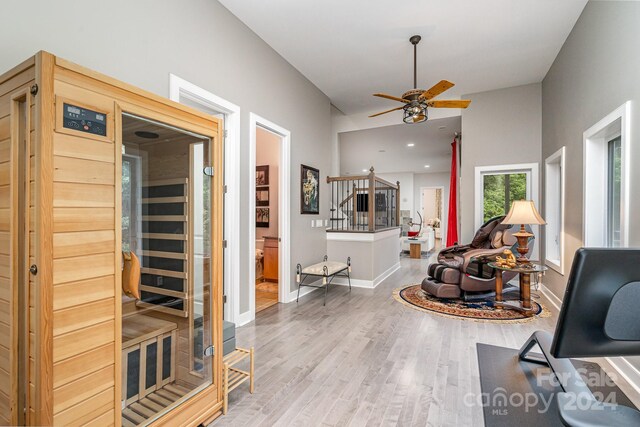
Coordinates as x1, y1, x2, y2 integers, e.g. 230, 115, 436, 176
121, 114, 213, 426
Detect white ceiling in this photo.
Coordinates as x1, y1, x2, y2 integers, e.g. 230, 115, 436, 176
339, 116, 461, 175
218, 0, 587, 115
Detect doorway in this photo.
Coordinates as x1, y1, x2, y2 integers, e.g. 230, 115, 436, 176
249, 113, 291, 322
420, 186, 445, 250
254, 128, 281, 312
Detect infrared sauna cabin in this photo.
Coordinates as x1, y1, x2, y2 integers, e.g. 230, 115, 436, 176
0, 51, 224, 426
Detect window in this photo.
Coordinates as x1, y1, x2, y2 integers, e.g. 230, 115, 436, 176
121, 154, 141, 253
607, 136, 621, 247
545, 147, 565, 274
482, 173, 527, 222
583, 102, 630, 248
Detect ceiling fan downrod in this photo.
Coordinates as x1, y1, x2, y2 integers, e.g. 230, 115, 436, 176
410, 35, 421, 89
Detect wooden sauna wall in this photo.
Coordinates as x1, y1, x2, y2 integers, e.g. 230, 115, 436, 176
0, 58, 36, 426
50, 64, 118, 426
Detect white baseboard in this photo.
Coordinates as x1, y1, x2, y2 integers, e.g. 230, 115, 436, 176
605, 356, 640, 402
286, 279, 321, 303
332, 262, 401, 289
539, 284, 563, 310
236, 310, 253, 327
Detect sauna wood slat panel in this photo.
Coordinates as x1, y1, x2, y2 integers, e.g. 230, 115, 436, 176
0, 139, 8, 163
53, 298, 114, 337
54, 155, 115, 186
0, 278, 8, 301
0, 208, 8, 232
84, 408, 115, 427
53, 364, 114, 414
53, 252, 114, 285
0, 344, 8, 373
0, 298, 8, 324
53, 343, 114, 389
0, 323, 8, 349
53, 207, 114, 233
0, 116, 8, 141
0, 162, 8, 184
53, 182, 115, 208
0, 185, 9, 209
52, 386, 114, 426
53, 320, 114, 363
53, 230, 115, 259
53, 132, 114, 163
53, 275, 115, 311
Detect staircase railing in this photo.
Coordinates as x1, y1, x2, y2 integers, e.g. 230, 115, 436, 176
327, 167, 400, 232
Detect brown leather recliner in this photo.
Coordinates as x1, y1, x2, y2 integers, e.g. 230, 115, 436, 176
421, 216, 535, 299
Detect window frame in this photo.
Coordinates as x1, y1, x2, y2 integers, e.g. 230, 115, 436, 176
544, 147, 565, 274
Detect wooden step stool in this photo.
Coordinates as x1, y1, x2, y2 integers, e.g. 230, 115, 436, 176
223, 347, 255, 414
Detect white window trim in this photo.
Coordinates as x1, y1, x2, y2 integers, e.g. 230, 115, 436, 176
249, 113, 291, 323
169, 74, 241, 324
544, 147, 565, 275
583, 101, 631, 247
474, 163, 540, 260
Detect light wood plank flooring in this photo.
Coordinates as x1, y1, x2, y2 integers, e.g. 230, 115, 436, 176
256, 282, 278, 313
213, 255, 637, 426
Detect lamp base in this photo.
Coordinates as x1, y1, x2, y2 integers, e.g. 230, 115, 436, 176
513, 227, 533, 264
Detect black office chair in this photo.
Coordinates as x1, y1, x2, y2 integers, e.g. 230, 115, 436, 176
519, 248, 640, 426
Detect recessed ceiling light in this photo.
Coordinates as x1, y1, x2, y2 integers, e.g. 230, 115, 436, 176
379, 149, 386, 153
362, 169, 368, 172
407, 143, 415, 147
438, 126, 447, 131
424, 165, 430, 168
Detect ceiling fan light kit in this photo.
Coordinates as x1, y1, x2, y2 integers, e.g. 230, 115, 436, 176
370, 35, 471, 123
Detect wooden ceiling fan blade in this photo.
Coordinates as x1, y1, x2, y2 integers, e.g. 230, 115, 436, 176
368, 106, 404, 118
373, 93, 410, 104
421, 80, 455, 100
427, 100, 471, 108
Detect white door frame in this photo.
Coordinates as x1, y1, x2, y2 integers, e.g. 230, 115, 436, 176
249, 113, 291, 321
419, 186, 446, 243
169, 74, 241, 324
474, 163, 540, 259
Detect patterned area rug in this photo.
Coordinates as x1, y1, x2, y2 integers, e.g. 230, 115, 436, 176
393, 284, 550, 323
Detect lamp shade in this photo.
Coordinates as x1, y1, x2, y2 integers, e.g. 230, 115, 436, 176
501, 200, 546, 225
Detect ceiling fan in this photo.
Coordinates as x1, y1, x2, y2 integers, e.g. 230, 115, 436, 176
369, 35, 471, 123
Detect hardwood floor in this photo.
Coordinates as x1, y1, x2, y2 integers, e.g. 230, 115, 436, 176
213, 255, 636, 426
256, 281, 279, 313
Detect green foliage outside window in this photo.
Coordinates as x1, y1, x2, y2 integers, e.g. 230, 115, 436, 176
483, 173, 526, 222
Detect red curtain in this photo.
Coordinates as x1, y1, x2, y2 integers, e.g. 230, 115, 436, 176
446, 139, 459, 246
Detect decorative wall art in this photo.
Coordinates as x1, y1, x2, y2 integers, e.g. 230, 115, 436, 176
256, 165, 269, 186
301, 164, 319, 214
256, 187, 269, 207
256, 207, 270, 227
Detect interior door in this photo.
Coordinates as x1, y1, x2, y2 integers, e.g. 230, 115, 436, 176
120, 112, 217, 425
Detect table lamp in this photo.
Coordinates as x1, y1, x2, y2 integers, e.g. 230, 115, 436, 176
501, 200, 546, 263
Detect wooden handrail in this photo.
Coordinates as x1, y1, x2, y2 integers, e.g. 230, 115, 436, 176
327, 175, 369, 183
373, 176, 398, 189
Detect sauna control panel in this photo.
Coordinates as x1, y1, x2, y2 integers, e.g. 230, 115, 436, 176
62, 103, 107, 136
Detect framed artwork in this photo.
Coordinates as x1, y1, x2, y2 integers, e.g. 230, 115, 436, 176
300, 164, 320, 214
256, 187, 270, 207
256, 165, 269, 186
256, 207, 269, 228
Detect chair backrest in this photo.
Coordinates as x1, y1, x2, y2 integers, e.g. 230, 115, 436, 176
551, 248, 640, 358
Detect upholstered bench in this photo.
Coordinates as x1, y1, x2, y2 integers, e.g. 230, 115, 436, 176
296, 256, 351, 305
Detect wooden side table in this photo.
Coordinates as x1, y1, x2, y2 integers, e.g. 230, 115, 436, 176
222, 347, 255, 414
490, 262, 547, 316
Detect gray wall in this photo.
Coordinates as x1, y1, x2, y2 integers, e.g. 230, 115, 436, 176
542, 0, 640, 298
413, 172, 450, 239
461, 83, 542, 242
0, 0, 332, 317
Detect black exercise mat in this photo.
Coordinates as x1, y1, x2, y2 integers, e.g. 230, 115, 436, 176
476, 343, 637, 426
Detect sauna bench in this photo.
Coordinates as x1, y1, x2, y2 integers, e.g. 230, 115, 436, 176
122, 315, 178, 349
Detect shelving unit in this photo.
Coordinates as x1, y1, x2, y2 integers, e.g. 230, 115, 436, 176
222, 347, 255, 414
137, 178, 190, 317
